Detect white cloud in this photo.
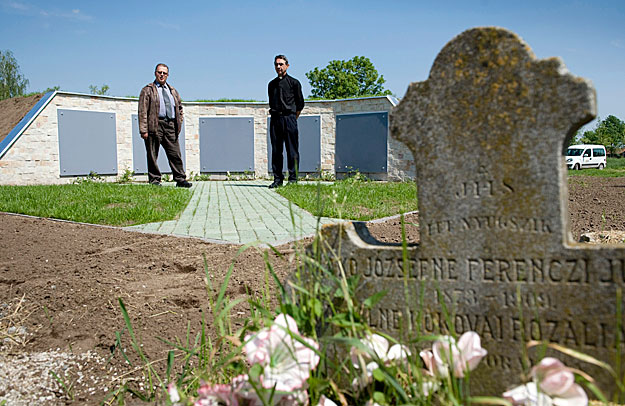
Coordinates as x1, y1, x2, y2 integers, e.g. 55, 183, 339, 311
49, 8, 93, 21
1, 0, 93, 21
153, 20, 181, 31
610, 40, 624, 49
4, 0, 29, 11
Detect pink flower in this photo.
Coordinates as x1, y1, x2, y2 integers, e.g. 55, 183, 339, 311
167, 383, 181, 404
419, 331, 487, 378
196, 381, 239, 406
244, 314, 320, 392
351, 333, 412, 367
503, 382, 554, 406
532, 358, 587, 406
317, 395, 338, 406
503, 358, 587, 406
350, 333, 411, 389
419, 348, 440, 377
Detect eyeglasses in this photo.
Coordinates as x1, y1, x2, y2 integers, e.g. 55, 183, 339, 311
156, 71, 169, 75
274, 62, 285, 66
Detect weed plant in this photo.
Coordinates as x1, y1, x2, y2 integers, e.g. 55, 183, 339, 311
0, 183, 191, 226
117, 169, 135, 184
190, 172, 212, 181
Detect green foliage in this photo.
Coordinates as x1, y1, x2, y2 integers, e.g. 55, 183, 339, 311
0, 50, 29, 100
49, 370, 75, 401
277, 177, 418, 220
190, 171, 212, 181
24, 85, 60, 97
0, 182, 191, 226
607, 157, 625, 169
579, 115, 625, 155
117, 169, 135, 184
567, 128, 583, 147
225, 170, 255, 181
89, 84, 110, 95
306, 56, 392, 99
72, 171, 104, 184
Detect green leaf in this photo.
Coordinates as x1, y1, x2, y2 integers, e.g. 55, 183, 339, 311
582, 381, 608, 403
372, 391, 386, 404
166, 350, 174, 381
313, 299, 323, 318
249, 363, 263, 380
363, 290, 387, 309
468, 396, 513, 405
372, 367, 385, 381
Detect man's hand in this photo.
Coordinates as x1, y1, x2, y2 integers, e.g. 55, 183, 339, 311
140, 132, 148, 140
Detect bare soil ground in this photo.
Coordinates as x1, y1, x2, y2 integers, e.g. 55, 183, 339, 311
1, 176, 624, 404
0, 94, 43, 143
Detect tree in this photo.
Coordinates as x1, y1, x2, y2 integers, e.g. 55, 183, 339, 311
567, 129, 582, 147
89, 84, 110, 95
306, 56, 392, 99
579, 115, 625, 155
0, 50, 29, 100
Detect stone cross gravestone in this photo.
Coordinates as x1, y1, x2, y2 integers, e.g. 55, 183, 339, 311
317, 27, 625, 396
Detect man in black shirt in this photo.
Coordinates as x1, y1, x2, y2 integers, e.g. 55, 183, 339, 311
268, 54, 305, 188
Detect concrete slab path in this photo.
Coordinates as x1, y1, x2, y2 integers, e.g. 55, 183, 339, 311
125, 180, 341, 245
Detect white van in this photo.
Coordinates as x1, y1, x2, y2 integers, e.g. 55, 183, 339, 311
566, 144, 607, 170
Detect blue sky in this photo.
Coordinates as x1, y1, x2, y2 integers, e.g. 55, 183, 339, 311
1, 0, 623, 129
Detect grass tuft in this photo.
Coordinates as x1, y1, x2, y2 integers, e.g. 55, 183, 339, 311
276, 178, 418, 220
568, 158, 625, 177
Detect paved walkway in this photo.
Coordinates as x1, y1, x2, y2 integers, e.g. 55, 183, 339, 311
125, 180, 341, 245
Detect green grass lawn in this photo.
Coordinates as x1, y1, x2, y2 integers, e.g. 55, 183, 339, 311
277, 178, 418, 221
568, 157, 625, 177
5, 157, 621, 227
0, 183, 191, 226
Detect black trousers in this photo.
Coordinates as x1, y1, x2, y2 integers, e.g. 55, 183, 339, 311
144, 119, 186, 184
270, 114, 299, 182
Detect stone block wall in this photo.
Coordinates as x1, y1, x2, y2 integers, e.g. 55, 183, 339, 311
0, 92, 414, 185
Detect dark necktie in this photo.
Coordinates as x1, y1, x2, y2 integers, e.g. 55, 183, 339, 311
162, 86, 173, 119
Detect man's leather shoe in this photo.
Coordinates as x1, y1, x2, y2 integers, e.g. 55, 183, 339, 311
268, 180, 283, 189
176, 180, 192, 188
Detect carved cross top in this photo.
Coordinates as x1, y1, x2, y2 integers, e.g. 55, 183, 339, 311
391, 27, 597, 254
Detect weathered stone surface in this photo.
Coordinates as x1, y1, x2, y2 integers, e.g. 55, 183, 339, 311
318, 27, 625, 396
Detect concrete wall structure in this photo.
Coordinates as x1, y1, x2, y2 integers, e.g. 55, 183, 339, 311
0, 91, 415, 185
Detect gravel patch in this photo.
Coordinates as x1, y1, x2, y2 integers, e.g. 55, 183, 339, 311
0, 350, 119, 405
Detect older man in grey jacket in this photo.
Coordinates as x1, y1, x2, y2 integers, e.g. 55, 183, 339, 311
138, 63, 191, 187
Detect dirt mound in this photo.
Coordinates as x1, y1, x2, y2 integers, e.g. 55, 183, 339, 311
0, 93, 44, 144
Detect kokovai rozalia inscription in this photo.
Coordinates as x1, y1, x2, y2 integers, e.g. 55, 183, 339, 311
313, 27, 625, 396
